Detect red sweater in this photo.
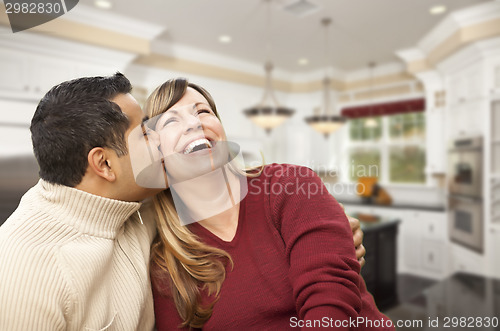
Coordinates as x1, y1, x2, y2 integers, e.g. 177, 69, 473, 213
153, 164, 394, 330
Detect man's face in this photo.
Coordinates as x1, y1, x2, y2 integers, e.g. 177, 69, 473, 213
111, 93, 163, 202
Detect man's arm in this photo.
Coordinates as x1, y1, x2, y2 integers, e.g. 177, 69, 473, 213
0, 236, 68, 330
348, 215, 366, 267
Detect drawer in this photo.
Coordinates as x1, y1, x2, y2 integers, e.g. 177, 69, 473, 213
492, 183, 500, 203
422, 218, 446, 240
421, 240, 443, 273
451, 245, 485, 275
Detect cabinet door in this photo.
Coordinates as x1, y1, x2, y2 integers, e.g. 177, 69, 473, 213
421, 240, 443, 273
0, 51, 29, 96
448, 63, 484, 104
488, 226, 500, 278
421, 212, 447, 241
31, 58, 78, 97
426, 108, 445, 174
398, 211, 421, 270
449, 99, 487, 138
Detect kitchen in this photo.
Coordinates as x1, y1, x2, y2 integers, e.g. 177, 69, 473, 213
1, 0, 500, 329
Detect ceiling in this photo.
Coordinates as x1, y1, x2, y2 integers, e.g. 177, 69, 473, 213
79, 0, 493, 73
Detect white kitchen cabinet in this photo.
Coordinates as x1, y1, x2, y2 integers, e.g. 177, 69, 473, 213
426, 107, 446, 174
486, 57, 500, 96
447, 99, 487, 138
0, 50, 77, 100
0, 51, 31, 97
447, 62, 485, 106
450, 243, 486, 276
487, 225, 500, 279
398, 210, 421, 270
31, 58, 78, 97
342, 204, 449, 279
421, 240, 443, 273
399, 210, 449, 279
0, 49, 127, 102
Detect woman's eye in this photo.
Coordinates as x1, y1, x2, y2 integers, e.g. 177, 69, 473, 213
163, 118, 178, 127
197, 109, 212, 115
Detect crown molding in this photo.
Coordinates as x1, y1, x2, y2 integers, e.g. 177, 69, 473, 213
344, 62, 406, 82
151, 40, 296, 81
419, 1, 500, 54
64, 4, 165, 40
437, 36, 500, 73
396, 48, 427, 63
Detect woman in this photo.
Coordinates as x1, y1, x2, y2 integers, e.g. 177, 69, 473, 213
145, 78, 393, 330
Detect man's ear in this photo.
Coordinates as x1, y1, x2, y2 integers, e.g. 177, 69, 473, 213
87, 147, 117, 182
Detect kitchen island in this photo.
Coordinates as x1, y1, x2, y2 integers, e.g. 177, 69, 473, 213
356, 215, 400, 311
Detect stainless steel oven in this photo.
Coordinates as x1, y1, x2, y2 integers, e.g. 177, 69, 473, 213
448, 137, 483, 197
448, 137, 483, 253
448, 196, 483, 253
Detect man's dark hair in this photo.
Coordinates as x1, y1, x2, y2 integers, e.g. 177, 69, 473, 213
30, 72, 132, 187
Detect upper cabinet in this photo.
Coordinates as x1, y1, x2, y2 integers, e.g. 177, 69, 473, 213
447, 62, 485, 106
0, 49, 137, 102
0, 26, 139, 102
0, 50, 78, 101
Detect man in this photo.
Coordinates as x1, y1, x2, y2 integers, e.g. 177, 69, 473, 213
0, 73, 162, 330
0, 73, 365, 330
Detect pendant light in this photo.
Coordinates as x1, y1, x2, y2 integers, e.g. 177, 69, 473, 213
243, 0, 294, 134
364, 62, 379, 128
305, 18, 346, 139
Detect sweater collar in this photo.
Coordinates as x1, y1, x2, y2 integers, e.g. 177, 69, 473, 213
34, 179, 142, 239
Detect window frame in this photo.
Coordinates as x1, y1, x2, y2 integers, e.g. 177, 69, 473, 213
342, 114, 427, 186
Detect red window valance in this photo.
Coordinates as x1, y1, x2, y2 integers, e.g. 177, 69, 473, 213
341, 98, 425, 118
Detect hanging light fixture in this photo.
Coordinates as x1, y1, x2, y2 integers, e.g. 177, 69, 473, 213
243, 0, 294, 134
364, 62, 379, 128
305, 18, 346, 138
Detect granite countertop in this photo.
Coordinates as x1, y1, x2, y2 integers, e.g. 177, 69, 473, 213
339, 199, 446, 212
350, 213, 401, 232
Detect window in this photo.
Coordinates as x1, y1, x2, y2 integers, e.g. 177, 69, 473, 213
349, 118, 382, 141
389, 113, 425, 140
346, 112, 426, 184
389, 146, 426, 183
349, 148, 380, 181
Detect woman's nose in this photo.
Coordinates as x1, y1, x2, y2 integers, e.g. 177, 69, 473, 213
183, 114, 202, 134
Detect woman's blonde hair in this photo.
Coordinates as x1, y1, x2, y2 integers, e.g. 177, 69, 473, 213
146, 78, 235, 328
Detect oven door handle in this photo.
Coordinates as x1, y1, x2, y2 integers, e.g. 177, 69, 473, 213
447, 195, 482, 203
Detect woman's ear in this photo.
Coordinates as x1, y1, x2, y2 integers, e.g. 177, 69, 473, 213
87, 147, 117, 182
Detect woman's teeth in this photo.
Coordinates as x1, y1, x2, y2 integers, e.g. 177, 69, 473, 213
183, 139, 212, 154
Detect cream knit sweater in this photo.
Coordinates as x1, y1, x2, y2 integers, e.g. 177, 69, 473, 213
0, 180, 156, 331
